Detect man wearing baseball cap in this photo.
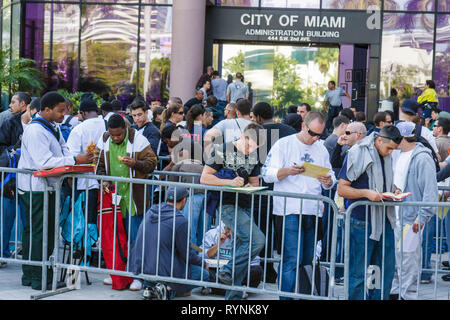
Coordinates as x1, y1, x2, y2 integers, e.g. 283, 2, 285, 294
398, 99, 439, 160
129, 186, 209, 300
390, 121, 438, 299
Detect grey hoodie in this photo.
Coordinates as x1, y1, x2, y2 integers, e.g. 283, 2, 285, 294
396, 143, 438, 225
346, 132, 396, 241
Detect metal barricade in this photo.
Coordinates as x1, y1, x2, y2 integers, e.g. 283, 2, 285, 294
45, 173, 340, 300
343, 200, 450, 300
0, 167, 56, 297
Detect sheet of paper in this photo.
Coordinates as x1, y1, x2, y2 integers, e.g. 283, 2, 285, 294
205, 258, 229, 268
299, 162, 331, 179
396, 224, 423, 253
226, 186, 268, 193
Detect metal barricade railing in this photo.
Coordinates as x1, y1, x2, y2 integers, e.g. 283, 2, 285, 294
0, 167, 56, 296
44, 173, 340, 300
343, 200, 450, 300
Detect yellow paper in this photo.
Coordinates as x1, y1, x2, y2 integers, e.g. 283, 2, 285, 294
300, 162, 331, 179
226, 186, 268, 193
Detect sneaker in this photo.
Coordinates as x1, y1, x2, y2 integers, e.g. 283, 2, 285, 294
443, 261, 449, 268
218, 270, 233, 285
242, 291, 248, 299
335, 277, 344, 286
420, 278, 432, 284
142, 287, 152, 300
442, 274, 450, 282
130, 279, 142, 291
151, 283, 168, 300
103, 276, 113, 285
0, 261, 7, 268
201, 287, 211, 296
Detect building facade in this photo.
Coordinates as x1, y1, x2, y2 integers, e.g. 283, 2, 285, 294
0, 0, 448, 116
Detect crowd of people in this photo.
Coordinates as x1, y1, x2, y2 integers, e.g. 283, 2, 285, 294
0, 69, 449, 301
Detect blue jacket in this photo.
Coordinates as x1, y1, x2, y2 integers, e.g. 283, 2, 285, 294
133, 121, 161, 155
129, 202, 202, 293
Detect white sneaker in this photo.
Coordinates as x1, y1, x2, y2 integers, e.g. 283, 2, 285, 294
130, 279, 142, 291
103, 276, 112, 285
242, 291, 248, 299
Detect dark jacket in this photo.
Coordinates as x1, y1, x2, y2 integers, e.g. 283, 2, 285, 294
0, 111, 23, 154
129, 202, 202, 293
133, 121, 161, 155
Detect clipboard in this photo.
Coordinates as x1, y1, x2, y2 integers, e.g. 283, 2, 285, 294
226, 186, 268, 193
299, 162, 330, 179
33, 164, 95, 178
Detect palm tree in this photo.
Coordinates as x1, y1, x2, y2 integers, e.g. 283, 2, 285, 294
313, 48, 339, 78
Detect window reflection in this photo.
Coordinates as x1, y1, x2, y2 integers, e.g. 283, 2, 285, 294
261, 0, 320, 8
380, 13, 434, 100
80, 5, 139, 102
384, 0, 435, 12
321, 0, 380, 10
216, 0, 259, 6
434, 15, 449, 110
138, 5, 172, 103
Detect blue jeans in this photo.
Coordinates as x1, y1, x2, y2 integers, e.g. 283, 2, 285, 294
446, 214, 450, 265
181, 193, 210, 247
123, 211, 143, 247
1, 197, 25, 258
143, 265, 209, 298
220, 205, 265, 300
279, 214, 317, 300
348, 218, 395, 300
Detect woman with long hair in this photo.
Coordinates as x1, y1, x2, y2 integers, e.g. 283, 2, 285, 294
152, 106, 164, 129
184, 104, 206, 145
160, 102, 184, 131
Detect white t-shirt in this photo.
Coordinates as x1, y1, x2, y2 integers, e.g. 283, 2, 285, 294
212, 118, 252, 144
393, 148, 414, 192
63, 114, 80, 128
66, 116, 107, 190
262, 134, 336, 217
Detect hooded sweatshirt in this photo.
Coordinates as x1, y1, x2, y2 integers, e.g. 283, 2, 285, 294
345, 132, 396, 241
129, 202, 203, 293
394, 143, 438, 225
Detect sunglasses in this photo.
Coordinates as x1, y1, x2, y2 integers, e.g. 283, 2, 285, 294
376, 134, 403, 145
345, 131, 356, 135
177, 111, 184, 115
384, 120, 393, 124
307, 127, 322, 137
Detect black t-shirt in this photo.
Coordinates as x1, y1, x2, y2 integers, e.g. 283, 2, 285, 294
206, 142, 260, 208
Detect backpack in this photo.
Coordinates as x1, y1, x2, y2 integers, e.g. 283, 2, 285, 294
0, 138, 22, 199
414, 124, 440, 172
60, 115, 74, 142
297, 262, 329, 298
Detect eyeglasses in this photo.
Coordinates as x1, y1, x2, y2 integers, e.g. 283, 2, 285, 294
307, 126, 322, 137
384, 120, 393, 124
345, 131, 356, 135
376, 134, 403, 145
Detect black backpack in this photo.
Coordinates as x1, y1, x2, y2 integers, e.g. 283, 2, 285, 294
297, 261, 329, 298
414, 124, 440, 172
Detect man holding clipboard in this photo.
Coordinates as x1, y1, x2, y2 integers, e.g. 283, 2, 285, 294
262, 111, 336, 299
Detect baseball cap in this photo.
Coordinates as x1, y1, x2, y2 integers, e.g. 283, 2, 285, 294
400, 99, 419, 115
438, 111, 450, 121
396, 121, 415, 138
166, 187, 189, 203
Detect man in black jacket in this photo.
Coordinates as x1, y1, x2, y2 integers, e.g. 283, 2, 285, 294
0, 92, 31, 266
130, 99, 161, 155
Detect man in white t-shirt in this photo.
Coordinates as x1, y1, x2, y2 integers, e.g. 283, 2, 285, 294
203, 99, 252, 158
262, 111, 335, 299
390, 121, 437, 300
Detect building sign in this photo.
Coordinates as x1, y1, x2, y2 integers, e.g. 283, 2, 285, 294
206, 7, 381, 44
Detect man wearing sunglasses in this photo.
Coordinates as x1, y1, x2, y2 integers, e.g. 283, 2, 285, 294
337, 125, 402, 300
330, 122, 367, 170
262, 111, 335, 299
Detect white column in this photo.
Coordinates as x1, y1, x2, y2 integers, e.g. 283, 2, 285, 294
169, 0, 206, 104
